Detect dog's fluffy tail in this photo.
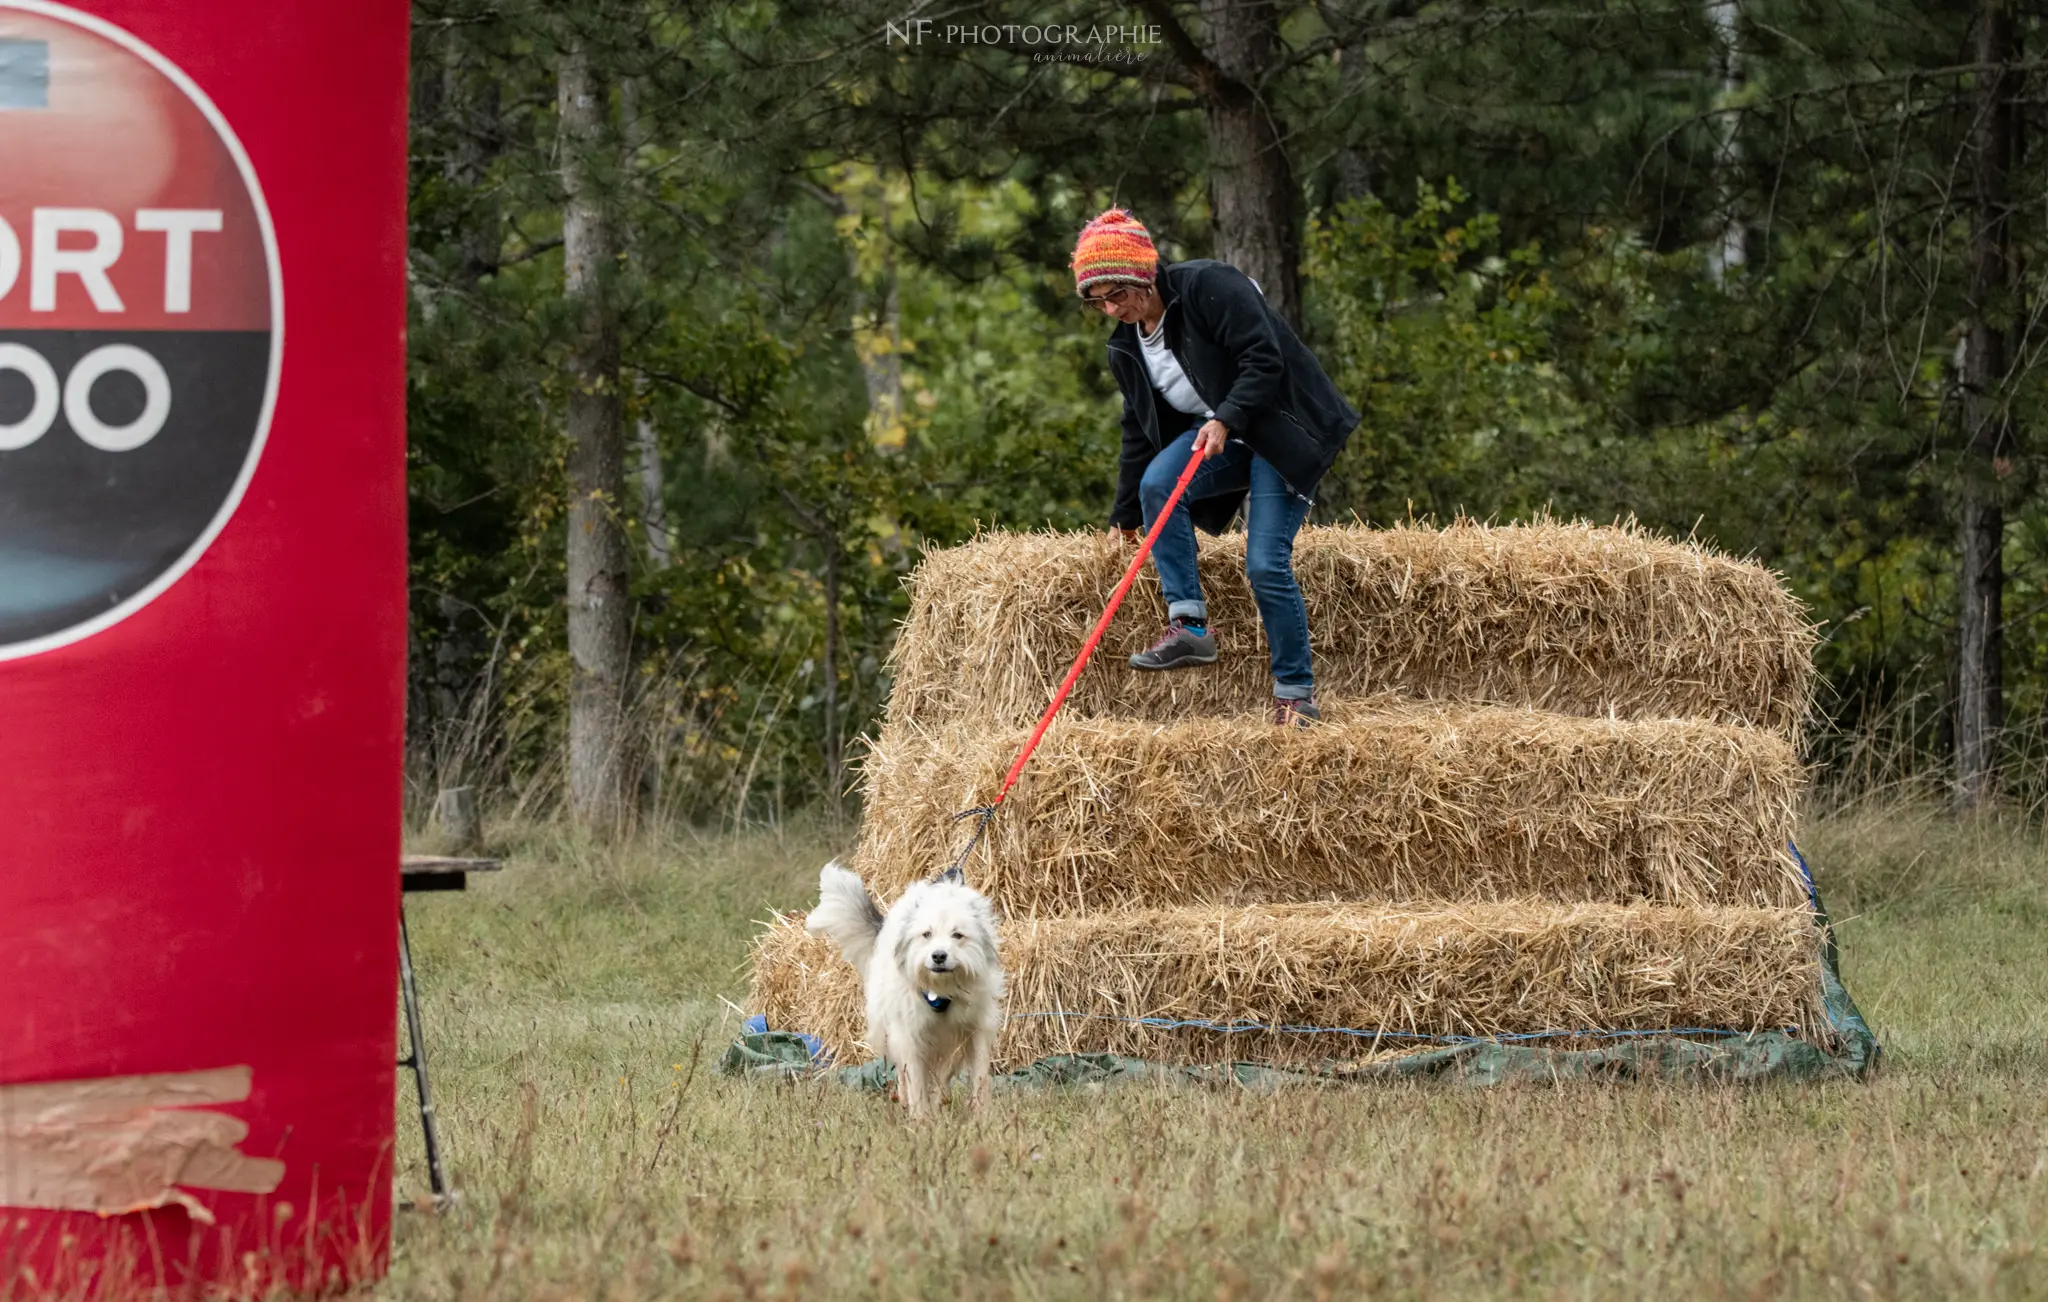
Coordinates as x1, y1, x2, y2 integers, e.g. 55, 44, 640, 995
805, 860, 886, 971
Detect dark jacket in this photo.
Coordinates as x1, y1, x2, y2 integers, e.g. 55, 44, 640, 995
1106, 258, 1361, 533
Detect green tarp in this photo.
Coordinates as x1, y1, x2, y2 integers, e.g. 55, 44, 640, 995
723, 882, 1877, 1091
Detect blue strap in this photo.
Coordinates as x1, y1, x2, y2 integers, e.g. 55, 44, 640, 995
1786, 839, 1821, 912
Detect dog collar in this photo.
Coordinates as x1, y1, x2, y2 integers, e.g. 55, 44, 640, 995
921, 990, 951, 1013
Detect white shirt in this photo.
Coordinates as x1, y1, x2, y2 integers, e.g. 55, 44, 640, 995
1137, 317, 1213, 419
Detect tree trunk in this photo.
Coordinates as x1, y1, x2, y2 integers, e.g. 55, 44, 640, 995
559, 36, 634, 830
620, 77, 670, 572
1330, 44, 1374, 206
1704, 0, 1746, 284
1955, 0, 2020, 807
636, 414, 669, 568
432, 590, 464, 726
861, 270, 907, 451
1197, 0, 1299, 327
821, 536, 842, 803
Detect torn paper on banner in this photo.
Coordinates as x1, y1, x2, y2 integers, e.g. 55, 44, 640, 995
0, 1065, 285, 1223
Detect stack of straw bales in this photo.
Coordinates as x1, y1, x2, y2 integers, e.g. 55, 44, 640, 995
887, 519, 1814, 734
753, 519, 1827, 1069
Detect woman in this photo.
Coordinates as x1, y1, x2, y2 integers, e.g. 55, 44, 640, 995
1071, 208, 1359, 725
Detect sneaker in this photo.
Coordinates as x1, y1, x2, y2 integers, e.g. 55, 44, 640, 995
1128, 617, 1218, 670
1271, 695, 1321, 727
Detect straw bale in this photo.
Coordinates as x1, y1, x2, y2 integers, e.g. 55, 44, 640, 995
885, 519, 1816, 738
750, 901, 1823, 1070
853, 699, 1805, 914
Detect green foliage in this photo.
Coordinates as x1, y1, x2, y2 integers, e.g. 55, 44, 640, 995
402, 0, 2048, 815
1306, 179, 1589, 523
892, 179, 1125, 540
402, 9, 1145, 821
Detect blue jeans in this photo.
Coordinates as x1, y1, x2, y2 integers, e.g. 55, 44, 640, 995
1138, 426, 1315, 698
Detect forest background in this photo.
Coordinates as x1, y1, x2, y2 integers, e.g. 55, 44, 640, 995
401, 0, 2048, 829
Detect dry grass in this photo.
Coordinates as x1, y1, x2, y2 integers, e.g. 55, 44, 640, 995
854, 698, 1808, 913
751, 900, 1824, 1069
886, 520, 1817, 737
333, 804, 2048, 1302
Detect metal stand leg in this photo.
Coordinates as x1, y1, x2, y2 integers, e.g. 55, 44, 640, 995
397, 904, 451, 1202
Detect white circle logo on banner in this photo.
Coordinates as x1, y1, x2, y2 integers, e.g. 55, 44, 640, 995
0, 0, 284, 660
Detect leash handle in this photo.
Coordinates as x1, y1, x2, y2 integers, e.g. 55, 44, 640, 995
941, 442, 1209, 879
993, 441, 1209, 807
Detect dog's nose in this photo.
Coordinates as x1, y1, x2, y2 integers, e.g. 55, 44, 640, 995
929, 950, 948, 967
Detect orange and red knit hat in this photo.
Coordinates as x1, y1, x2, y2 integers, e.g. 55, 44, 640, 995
1070, 207, 1158, 296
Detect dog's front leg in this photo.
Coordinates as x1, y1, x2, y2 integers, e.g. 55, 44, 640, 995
967, 1031, 995, 1113
897, 1056, 929, 1118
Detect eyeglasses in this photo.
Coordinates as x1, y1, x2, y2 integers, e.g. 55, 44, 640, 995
1081, 285, 1141, 309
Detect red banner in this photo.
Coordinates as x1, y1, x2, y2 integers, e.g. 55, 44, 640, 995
0, 0, 408, 1286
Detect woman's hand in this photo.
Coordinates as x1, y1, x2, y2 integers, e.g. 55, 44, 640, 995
1108, 526, 1140, 544
1194, 418, 1229, 457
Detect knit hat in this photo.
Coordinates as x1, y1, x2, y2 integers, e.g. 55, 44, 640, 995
1070, 207, 1158, 296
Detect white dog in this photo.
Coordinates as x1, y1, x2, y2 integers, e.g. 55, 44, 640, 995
805, 861, 1004, 1116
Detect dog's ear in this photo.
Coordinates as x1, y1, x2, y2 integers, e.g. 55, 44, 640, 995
932, 864, 965, 887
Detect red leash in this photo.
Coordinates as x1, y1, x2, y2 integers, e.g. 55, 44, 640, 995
942, 443, 1209, 876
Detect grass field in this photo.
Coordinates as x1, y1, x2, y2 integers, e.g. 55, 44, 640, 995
382, 798, 2048, 1300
